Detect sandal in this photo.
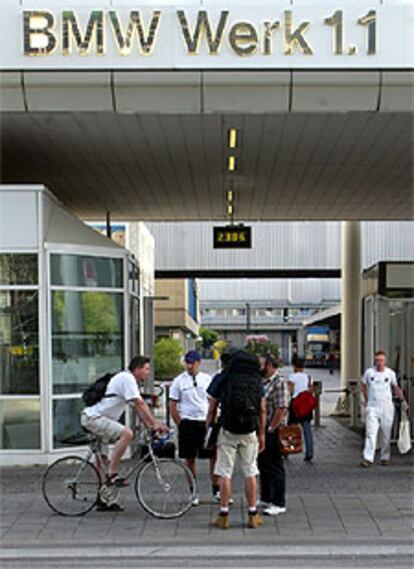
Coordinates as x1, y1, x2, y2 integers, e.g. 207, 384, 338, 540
107, 473, 129, 487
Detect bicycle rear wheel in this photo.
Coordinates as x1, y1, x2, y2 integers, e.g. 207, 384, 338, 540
42, 456, 100, 516
135, 458, 196, 519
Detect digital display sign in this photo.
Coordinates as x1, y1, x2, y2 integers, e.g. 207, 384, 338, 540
213, 226, 252, 249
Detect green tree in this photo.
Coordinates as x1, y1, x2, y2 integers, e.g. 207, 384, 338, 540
199, 327, 219, 350
154, 337, 184, 381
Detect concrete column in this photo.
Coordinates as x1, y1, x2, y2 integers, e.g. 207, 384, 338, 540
340, 221, 362, 393
297, 328, 305, 357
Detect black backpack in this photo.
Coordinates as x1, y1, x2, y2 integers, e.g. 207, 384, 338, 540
82, 373, 115, 407
221, 351, 263, 435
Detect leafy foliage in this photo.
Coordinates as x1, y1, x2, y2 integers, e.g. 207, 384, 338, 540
199, 327, 220, 349
154, 337, 184, 381
245, 334, 279, 358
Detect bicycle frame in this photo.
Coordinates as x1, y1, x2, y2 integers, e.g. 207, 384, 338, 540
87, 432, 171, 484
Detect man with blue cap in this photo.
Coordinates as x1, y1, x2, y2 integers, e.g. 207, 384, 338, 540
169, 350, 212, 506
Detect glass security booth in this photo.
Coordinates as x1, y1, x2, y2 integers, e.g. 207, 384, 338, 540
363, 262, 414, 436
0, 185, 141, 464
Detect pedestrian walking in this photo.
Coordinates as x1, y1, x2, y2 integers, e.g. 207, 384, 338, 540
361, 350, 408, 467
257, 355, 289, 516
168, 350, 212, 505
288, 359, 315, 464
327, 353, 336, 375
207, 350, 266, 529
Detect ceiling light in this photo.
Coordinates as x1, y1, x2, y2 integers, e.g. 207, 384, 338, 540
227, 155, 237, 172
228, 129, 237, 149
227, 190, 234, 203
227, 204, 234, 216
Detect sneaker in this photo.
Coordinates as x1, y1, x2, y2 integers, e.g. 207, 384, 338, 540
380, 459, 391, 466
360, 459, 373, 468
263, 505, 287, 516
212, 492, 221, 503
212, 492, 234, 505
304, 457, 314, 465
257, 500, 270, 508
212, 514, 229, 530
248, 512, 264, 528
192, 495, 200, 507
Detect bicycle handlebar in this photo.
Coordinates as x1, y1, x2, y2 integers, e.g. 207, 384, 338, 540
147, 429, 174, 449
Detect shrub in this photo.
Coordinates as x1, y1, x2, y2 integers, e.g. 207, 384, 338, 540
154, 338, 184, 381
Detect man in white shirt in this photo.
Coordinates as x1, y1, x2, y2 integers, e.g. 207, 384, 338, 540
81, 356, 168, 493
361, 350, 407, 467
169, 351, 212, 506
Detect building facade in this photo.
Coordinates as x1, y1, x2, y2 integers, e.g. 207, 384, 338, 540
154, 278, 200, 351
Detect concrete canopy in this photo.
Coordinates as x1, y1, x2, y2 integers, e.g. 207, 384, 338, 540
1, 110, 412, 221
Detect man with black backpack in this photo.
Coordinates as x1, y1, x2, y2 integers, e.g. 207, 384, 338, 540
207, 350, 266, 529
81, 356, 168, 510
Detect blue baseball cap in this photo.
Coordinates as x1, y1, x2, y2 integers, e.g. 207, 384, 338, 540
185, 350, 202, 363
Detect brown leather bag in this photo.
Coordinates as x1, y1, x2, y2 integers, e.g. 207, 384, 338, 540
278, 425, 303, 455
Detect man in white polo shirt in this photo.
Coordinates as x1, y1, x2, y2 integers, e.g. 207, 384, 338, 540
169, 351, 212, 506
361, 350, 408, 467
81, 356, 168, 505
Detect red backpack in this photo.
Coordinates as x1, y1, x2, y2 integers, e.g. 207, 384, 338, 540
292, 377, 317, 419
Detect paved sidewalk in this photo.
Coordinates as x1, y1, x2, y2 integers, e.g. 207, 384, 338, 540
0, 418, 414, 569
1, 418, 412, 540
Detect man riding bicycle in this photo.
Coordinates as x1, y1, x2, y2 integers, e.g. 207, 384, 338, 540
81, 355, 169, 511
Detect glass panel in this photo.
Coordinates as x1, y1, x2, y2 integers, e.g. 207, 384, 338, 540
50, 254, 123, 288
0, 398, 40, 449
52, 291, 123, 394
53, 397, 125, 448
128, 261, 139, 293
0, 254, 38, 285
53, 397, 84, 448
0, 291, 39, 395
130, 296, 140, 357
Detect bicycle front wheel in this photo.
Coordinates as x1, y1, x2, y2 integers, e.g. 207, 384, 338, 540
135, 458, 196, 519
42, 456, 100, 516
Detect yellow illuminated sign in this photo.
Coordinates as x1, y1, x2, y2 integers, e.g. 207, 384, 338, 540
214, 226, 252, 249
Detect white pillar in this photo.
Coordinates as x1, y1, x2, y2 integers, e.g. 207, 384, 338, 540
340, 221, 362, 391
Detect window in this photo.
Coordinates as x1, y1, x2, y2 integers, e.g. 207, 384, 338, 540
53, 397, 84, 447
130, 296, 140, 356
0, 291, 39, 395
128, 261, 139, 293
50, 254, 123, 288
51, 291, 123, 394
0, 398, 41, 449
0, 254, 37, 285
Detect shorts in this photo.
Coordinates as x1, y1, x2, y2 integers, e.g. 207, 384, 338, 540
214, 429, 259, 479
81, 412, 125, 456
178, 419, 207, 459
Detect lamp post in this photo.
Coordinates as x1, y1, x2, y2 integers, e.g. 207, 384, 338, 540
246, 302, 251, 334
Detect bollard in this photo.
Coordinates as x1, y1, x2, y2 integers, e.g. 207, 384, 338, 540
348, 380, 360, 428
313, 380, 323, 427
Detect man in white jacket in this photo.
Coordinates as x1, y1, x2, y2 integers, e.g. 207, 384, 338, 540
361, 350, 408, 467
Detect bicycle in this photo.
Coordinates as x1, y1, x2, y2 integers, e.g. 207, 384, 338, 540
42, 430, 196, 519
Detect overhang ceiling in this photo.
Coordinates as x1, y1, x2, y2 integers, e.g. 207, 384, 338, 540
1, 111, 413, 221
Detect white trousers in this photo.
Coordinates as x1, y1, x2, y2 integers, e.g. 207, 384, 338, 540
363, 404, 395, 462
